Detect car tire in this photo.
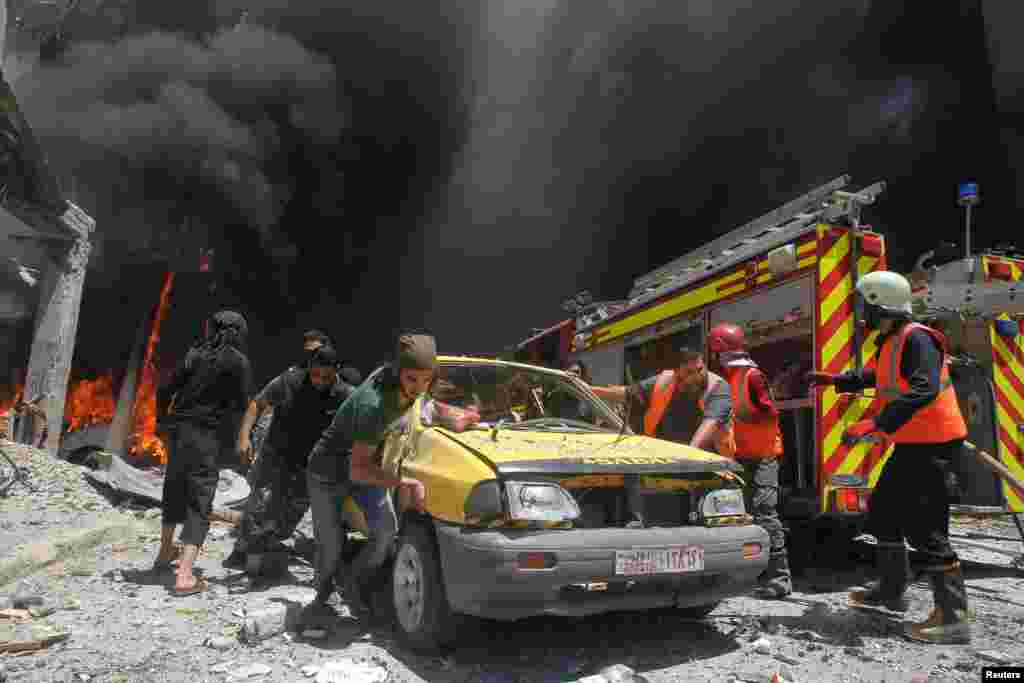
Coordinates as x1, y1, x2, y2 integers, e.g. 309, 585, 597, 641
674, 601, 720, 619
392, 521, 458, 652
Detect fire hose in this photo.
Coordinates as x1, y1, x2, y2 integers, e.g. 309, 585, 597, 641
845, 431, 1024, 502
962, 440, 1024, 503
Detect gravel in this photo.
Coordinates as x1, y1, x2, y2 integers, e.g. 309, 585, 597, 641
2, 441, 1023, 682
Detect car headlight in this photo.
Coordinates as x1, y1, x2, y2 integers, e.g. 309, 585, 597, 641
506, 481, 581, 523
700, 488, 745, 518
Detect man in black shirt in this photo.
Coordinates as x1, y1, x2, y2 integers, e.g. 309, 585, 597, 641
154, 310, 252, 595
224, 345, 354, 572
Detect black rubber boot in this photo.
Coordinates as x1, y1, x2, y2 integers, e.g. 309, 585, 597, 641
849, 542, 911, 612
312, 578, 335, 606
754, 551, 793, 599
905, 562, 971, 644
221, 548, 247, 570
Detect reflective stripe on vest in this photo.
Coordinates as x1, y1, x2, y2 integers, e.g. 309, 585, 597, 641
875, 322, 967, 444
643, 370, 736, 457
729, 366, 783, 459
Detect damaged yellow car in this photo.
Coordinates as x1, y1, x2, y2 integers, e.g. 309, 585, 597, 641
375, 356, 769, 650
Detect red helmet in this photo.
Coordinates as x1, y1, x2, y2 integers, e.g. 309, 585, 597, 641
708, 323, 745, 352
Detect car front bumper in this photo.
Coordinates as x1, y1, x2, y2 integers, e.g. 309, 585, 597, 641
435, 522, 769, 621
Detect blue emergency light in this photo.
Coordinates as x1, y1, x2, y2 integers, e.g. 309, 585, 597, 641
958, 182, 979, 206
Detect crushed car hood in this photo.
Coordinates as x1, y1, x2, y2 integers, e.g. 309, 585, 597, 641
437, 428, 742, 475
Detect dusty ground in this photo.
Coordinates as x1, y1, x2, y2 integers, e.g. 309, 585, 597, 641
2, 441, 1023, 683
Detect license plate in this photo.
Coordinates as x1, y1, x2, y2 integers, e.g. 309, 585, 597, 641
614, 546, 704, 576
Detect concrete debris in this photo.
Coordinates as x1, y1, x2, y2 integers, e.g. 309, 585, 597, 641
752, 637, 773, 654
301, 664, 321, 677
576, 664, 650, 683
976, 650, 1014, 665
205, 636, 236, 651
27, 602, 58, 618
10, 595, 43, 610
241, 603, 303, 643
227, 662, 272, 681
84, 452, 249, 509
314, 658, 388, 683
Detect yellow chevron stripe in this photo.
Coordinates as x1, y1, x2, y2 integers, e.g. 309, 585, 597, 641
1005, 487, 1023, 512
994, 371, 1024, 427
994, 401, 1024, 512
822, 386, 841, 425
868, 447, 893, 487
861, 328, 880, 362
992, 332, 1024, 391
857, 255, 878, 276
994, 402, 1024, 470
821, 315, 855, 372
836, 440, 872, 475
819, 237, 852, 323
824, 396, 873, 457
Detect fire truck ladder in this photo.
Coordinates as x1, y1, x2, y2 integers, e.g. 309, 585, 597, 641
627, 175, 886, 307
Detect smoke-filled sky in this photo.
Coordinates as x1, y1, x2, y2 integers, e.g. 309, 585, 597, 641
5, 0, 1024, 383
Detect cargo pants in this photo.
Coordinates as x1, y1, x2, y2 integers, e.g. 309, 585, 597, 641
736, 456, 792, 593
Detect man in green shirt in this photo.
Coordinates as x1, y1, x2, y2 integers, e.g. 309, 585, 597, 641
305, 334, 434, 610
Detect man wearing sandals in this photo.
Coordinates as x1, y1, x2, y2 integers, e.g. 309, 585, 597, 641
154, 311, 252, 595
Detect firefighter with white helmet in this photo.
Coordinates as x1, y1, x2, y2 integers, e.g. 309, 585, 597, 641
808, 270, 971, 644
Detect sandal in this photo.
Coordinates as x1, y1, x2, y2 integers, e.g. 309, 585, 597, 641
171, 576, 209, 596
152, 544, 184, 571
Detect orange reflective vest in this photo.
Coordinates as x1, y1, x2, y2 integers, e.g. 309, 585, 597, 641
875, 323, 967, 444
643, 370, 736, 457
727, 366, 783, 459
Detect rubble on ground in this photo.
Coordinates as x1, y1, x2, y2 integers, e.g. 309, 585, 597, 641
0, 441, 1022, 682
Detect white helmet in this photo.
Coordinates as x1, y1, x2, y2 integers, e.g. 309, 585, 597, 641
856, 271, 912, 315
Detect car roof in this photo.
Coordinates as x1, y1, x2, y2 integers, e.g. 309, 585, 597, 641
437, 355, 568, 378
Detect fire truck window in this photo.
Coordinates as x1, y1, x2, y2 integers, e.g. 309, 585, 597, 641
753, 338, 813, 400
625, 323, 703, 383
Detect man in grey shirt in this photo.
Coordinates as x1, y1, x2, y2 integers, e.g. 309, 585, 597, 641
588, 346, 733, 452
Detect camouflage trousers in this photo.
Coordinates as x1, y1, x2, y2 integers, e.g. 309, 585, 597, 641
234, 440, 310, 553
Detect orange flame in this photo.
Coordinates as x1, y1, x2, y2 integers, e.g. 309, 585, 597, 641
130, 272, 175, 465
64, 375, 116, 431
0, 382, 25, 414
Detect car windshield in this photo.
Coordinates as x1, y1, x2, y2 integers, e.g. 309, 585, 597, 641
429, 363, 621, 433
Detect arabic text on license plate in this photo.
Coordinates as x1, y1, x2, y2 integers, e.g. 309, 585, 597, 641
614, 546, 704, 576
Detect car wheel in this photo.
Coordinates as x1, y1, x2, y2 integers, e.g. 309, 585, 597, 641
392, 522, 457, 651
675, 601, 720, 619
